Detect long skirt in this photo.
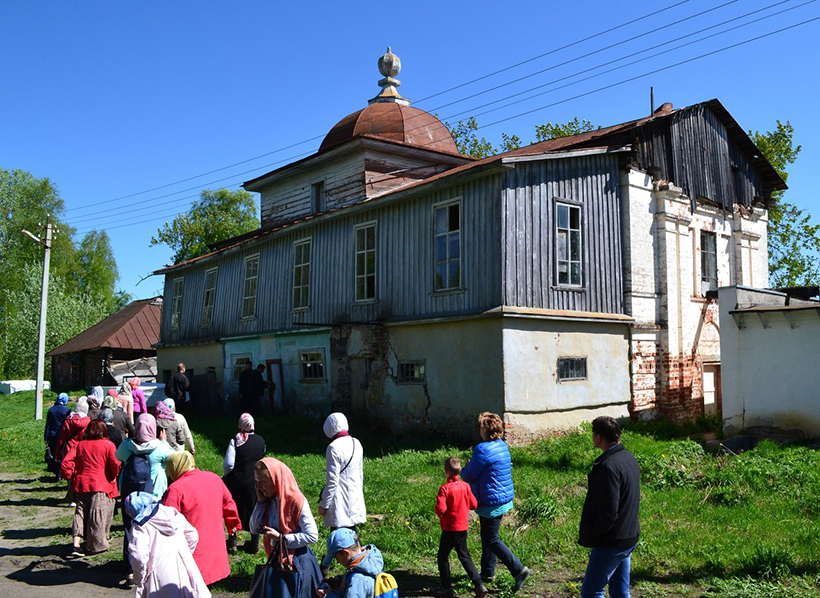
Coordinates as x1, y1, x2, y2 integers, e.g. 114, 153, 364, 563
293, 546, 322, 598
223, 476, 256, 531
72, 491, 115, 553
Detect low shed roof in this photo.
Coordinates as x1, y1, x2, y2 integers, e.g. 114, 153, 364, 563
47, 298, 162, 356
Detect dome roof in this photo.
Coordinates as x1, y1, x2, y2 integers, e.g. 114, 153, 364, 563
319, 102, 459, 154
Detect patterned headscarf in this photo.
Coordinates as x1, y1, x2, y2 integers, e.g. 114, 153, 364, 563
129, 377, 141, 388
119, 382, 132, 397
134, 413, 157, 443
87, 394, 100, 412
236, 413, 255, 447
257, 457, 306, 561
56, 393, 69, 406
125, 491, 160, 525
155, 401, 175, 420
103, 395, 118, 410
164, 398, 176, 412
72, 397, 88, 418
165, 451, 196, 483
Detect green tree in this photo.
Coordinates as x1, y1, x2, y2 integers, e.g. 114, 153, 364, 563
75, 230, 121, 310
751, 121, 819, 287
444, 116, 597, 158
151, 188, 259, 264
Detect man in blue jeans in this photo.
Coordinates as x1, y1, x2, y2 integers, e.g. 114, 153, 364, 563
578, 416, 641, 598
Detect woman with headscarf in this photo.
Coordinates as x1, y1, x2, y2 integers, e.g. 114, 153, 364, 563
60, 419, 121, 557
222, 413, 266, 553
44, 393, 72, 474
162, 399, 195, 454
86, 394, 101, 420
163, 451, 241, 586
128, 377, 148, 421
125, 492, 211, 598
116, 413, 175, 587
117, 382, 135, 425
104, 391, 135, 440
96, 407, 124, 448
55, 397, 91, 469
319, 413, 366, 531
249, 458, 322, 598
155, 400, 186, 451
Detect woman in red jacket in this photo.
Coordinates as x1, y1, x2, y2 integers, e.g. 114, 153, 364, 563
61, 419, 121, 558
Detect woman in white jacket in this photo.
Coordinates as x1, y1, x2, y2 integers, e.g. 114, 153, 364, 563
125, 491, 210, 598
318, 413, 366, 530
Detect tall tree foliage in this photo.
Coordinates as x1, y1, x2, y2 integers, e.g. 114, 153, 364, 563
751, 121, 819, 288
151, 188, 259, 264
0, 168, 125, 378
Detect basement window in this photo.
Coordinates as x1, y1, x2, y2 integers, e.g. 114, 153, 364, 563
397, 361, 426, 384
300, 350, 325, 381
557, 357, 587, 382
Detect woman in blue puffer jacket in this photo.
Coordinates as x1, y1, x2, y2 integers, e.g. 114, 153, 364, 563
460, 412, 530, 593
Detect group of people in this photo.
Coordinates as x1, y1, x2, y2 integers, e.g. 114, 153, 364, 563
45, 388, 640, 598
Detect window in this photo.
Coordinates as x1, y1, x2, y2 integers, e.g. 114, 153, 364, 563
201, 268, 218, 327
232, 354, 252, 381
397, 361, 426, 384
242, 255, 259, 319
557, 357, 587, 381
300, 350, 325, 380
170, 277, 184, 330
293, 239, 311, 309
434, 201, 461, 291
355, 223, 377, 301
556, 203, 582, 286
701, 231, 717, 295
311, 181, 326, 214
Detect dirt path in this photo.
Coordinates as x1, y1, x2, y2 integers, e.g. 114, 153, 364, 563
0, 471, 234, 597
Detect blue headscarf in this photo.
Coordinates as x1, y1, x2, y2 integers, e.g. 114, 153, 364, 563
56, 393, 69, 406
124, 492, 161, 525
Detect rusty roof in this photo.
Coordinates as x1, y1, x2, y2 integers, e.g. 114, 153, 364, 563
47, 298, 162, 356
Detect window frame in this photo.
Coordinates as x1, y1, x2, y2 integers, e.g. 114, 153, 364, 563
311, 180, 326, 214
170, 276, 184, 331
299, 349, 326, 382
700, 230, 718, 295
293, 238, 312, 311
555, 200, 583, 287
432, 198, 462, 293
557, 357, 587, 382
241, 254, 260, 320
354, 221, 378, 303
231, 354, 252, 382
397, 360, 426, 385
200, 267, 218, 327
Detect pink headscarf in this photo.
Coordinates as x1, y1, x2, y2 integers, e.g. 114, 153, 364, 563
129, 377, 141, 388
107, 389, 119, 399
155, 401, 176, 421
257, 457, 306, 562
236, 413, 255, 447
134, 413, 157, 443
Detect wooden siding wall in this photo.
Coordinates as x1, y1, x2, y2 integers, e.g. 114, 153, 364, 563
260, 153, 367, 227
502, 154, 624, 314
162, 175, 503, 344
633, 105, 763, 210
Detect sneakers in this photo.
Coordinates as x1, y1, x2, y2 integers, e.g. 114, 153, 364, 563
242, 534, 260, 554
512, 567, 530, 593
474, 583, 489, 598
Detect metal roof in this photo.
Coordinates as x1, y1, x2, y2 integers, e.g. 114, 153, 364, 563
47, 298, 162, 356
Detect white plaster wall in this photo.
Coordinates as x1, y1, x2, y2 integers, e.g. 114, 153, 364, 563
502, 318, 630, 421
620, 170, 659, 324
719, 286, 820, 436
157, 343, 223, 384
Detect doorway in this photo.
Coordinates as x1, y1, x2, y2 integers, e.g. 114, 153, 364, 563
702, 364, 722, 417
265, 359, 285, 416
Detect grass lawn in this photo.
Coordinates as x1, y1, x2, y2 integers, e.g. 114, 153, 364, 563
2, 390, 819, 597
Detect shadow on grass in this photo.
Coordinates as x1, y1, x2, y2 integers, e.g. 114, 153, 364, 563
632, 562, 820, 585
6, 557, 123, 588
3, 527, 66, 540
18, 485, 66, 493
0, 496, 66, 507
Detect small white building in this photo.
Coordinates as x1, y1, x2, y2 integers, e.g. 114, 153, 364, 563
719, 285, 820, 437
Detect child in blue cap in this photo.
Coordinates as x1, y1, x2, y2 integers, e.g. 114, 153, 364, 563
317, 528, 386, 598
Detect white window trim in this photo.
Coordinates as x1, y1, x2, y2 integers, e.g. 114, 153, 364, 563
293, 238, 312, 311
201, 267, 218, 327
170, 277, 184, 331
241, 254, 260, 320
432, 198, 463, 293
299, 348, 326, 382
555, 199, 583, 288
231, 354, 253, 382
353, 220, 378, 304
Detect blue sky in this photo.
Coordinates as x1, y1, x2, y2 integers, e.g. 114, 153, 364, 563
2, 0, 818, 298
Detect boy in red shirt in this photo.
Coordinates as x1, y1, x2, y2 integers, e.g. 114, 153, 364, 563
435, 458, 487, 598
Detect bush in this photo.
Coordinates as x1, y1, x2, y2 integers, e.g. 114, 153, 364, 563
739, 545, 797, 579
517, 491, 561, 523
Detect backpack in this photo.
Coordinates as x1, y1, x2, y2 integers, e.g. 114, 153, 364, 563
374, 572, 398, 598
120, 452, 151, 497
164, 381, 177, 399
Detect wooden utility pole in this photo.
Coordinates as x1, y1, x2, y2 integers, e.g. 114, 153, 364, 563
22, 216, 54, 421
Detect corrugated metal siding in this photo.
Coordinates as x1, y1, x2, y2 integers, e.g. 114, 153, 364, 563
501, 154, 624, 314
161, 175, 504, 344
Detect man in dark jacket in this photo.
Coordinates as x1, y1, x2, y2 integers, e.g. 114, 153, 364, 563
168, 363, 191, 413
578, 416, 640, 598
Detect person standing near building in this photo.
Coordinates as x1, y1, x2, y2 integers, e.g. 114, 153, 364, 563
578, 416, 641, 598
319, 413, 366, 531
238, 362, 253, 415
167, 363, 191, 413
248, 364, 267, 417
